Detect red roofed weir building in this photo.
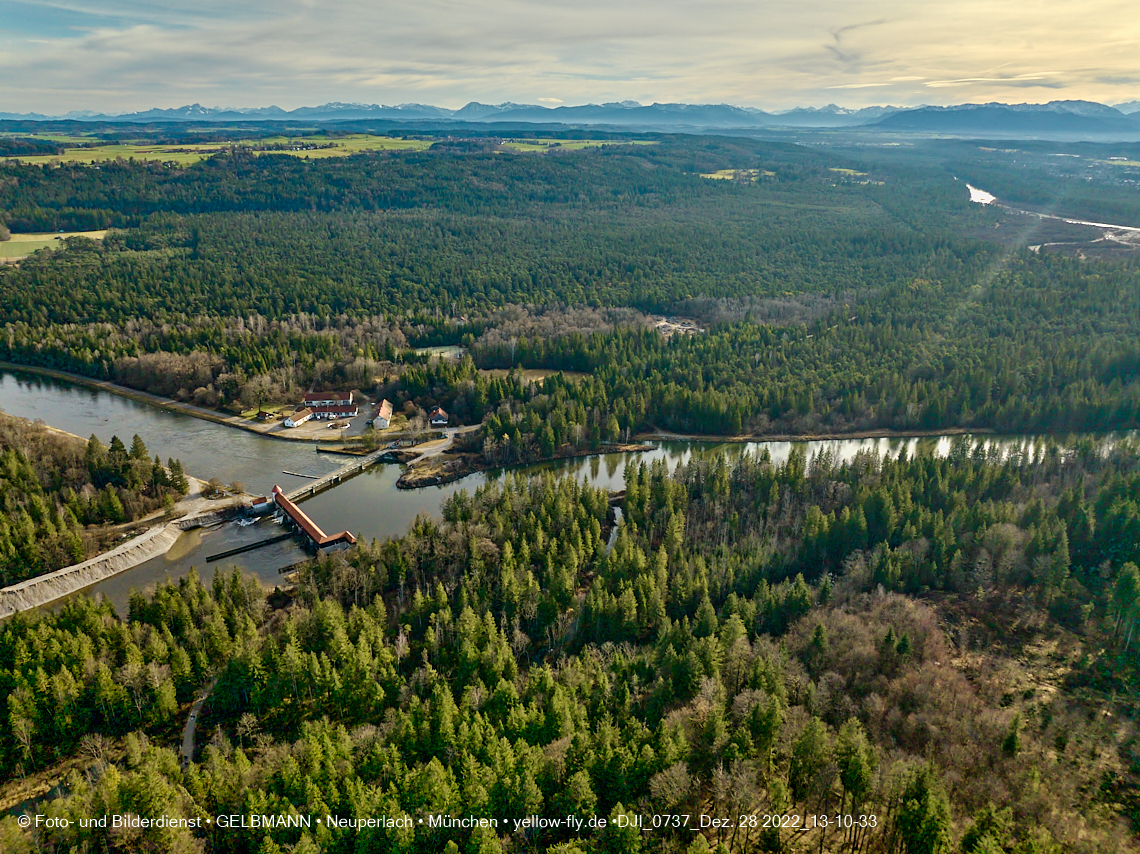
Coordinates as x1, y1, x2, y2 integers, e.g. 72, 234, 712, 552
271, 485, 357, 553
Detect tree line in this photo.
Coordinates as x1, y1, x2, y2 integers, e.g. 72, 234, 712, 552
3, 439, 1137, 852
0, 414, 189, 585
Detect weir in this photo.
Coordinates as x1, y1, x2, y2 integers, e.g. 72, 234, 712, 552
271, 486, 357, 553
205, 532, 294, 563
283, 447, 389, 502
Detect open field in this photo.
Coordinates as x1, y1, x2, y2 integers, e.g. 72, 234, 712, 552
0, 134, 647, 164
414, 344, 468, 359
480, 367, 588, 383
0, 134, 432, 165
0, 132, 94, 144
700, 167, 773, 180
0, 230, 107, 259
500, 138, 656, 152
256, 134, 432, 157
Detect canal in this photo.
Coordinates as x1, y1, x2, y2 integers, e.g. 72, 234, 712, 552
1, 367, 1128, 613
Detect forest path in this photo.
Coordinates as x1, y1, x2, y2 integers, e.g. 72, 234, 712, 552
180, 678, 217, 767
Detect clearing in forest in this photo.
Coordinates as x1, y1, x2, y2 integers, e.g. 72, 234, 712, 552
500, 138, 656, 152
0, 135, 431, 165
0, 230, 108, 259
700, 168, 773, 181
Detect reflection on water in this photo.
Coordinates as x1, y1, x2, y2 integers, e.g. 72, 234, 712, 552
0, 369, 341, 496
74, 522, 310, 615
4, 367, 1132, 614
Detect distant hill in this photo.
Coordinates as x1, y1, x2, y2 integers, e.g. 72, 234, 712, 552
768, 104, 903, 127
4, 99, 1140, 136
484, 102, 773, 128
0, 100, 780, 129
873, 101, 1140, 138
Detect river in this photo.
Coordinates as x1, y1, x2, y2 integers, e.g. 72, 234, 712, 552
1, 367, 1129, 613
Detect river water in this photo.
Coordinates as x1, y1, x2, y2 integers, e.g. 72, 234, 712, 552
1, 367, 1128, 613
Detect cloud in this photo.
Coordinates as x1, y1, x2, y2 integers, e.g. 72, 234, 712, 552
925, 72, 1065, 89
0, 0, 1137, 112
538, 97, 563, 103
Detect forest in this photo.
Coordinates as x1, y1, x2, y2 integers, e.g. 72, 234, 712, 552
1, 134, 1137, 445
1, 129, 1139, 853
0, 438, 1137, 852
0, 414, 189, 584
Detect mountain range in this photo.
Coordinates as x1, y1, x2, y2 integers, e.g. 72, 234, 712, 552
2, 99, 1139, 137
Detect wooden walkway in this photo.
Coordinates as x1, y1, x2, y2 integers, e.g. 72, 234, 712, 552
284, 448, 389, 502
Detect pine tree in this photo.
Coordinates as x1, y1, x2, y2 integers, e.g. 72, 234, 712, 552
896, 767, 952, 854
168, 459, 190, 495
151, 455, 170, 489
129, 434, 149, 461
99, 486, 126, 524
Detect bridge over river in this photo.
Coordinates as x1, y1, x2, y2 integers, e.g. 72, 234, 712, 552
283, 447, 390, 502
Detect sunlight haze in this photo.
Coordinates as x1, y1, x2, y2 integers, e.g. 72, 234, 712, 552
2, 0, 1138, 112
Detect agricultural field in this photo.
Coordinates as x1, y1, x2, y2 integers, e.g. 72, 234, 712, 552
0, 134, 431, 165
0, 230, 106, 259
254, 134, 432, 157
499, 137, 656, 151
699, 167, 774, 181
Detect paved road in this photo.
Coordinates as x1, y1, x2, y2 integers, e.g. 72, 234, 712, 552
180, 678, 217, 767
413, 428, 456, 460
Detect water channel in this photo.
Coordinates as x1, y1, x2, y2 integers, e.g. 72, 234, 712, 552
1, 367, 1129, 613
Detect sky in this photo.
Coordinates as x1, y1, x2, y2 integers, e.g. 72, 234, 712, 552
2, 0, 1139, 114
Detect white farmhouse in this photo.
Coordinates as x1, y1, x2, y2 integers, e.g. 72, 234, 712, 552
284, 408, 314, 427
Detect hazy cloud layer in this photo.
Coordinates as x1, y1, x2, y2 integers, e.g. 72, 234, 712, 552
1, 0, 1138, 112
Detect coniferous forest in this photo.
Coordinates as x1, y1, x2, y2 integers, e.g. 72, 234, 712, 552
0, 129, 1138, 852
0, 414, 190, 585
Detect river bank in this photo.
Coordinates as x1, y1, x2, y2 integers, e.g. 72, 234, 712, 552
395, 442, 652, 488
0, 523, 182, 617
0, 361, 335, 443
0, 360, 1053, 450
0, 484, 249, 617
11, 359, 1110, 453
637, 425, 995, 444
0, 409, 245, 617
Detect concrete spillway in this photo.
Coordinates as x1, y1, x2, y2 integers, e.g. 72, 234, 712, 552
0, 523, 182, 617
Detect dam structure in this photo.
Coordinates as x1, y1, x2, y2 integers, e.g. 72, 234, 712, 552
271, 485, 357, 553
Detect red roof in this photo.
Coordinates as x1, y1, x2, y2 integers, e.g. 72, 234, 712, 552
271, 485, 357, 547
304, 391, 353, 403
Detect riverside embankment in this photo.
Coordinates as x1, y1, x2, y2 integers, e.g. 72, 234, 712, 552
0, 361, 298, 438
4, 364, 1137, 615
0, 473, 247, 617
0, 523, 181, 617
